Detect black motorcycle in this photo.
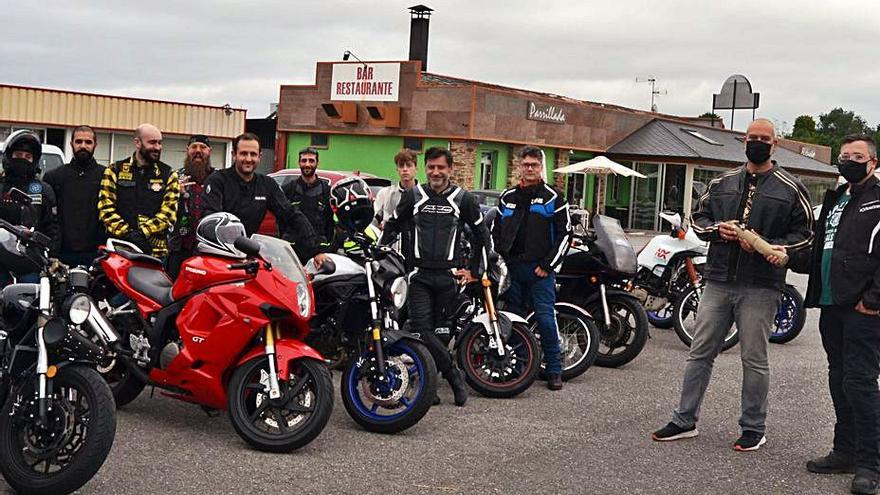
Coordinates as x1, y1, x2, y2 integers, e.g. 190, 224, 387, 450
306, 234, 437, 434
0, 215, 119, 495
557, 215, 649, 368
442, 266, 541, 398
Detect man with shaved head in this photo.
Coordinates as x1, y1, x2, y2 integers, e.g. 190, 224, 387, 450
98, 124, 179, 257
652, 118, 813, 452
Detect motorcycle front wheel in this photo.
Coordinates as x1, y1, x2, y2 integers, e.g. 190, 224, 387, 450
341, 339, 437, 434
769, 284, 806, 344
0, 365, 117, 495
673, 284, 739, 351
646, 304, 675, 329
457, 321, 540, 398
228, 357, 333, 452
586, 297, 649, 368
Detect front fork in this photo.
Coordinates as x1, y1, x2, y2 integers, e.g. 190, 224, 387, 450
264, 323, 282, 399
365, 262, 387, 378
481, 275, 506, 357
36, 276, 52, 423
684, 257, 700, 286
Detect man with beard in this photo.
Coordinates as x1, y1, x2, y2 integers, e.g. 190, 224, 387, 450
282, 147, 333, 246
380, 147, 492, 407
98, 124, 179, 257
0, 130, 59, 284
166, 134, 214, 278
44, 125, 106, 267
202, 133, 328, 267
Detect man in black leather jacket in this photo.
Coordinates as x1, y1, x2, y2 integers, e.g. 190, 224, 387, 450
800, 134, 880, 495
381, 147, 491, 407
652, 119, 813, 453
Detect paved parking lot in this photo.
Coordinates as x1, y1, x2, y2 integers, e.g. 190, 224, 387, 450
7, 271, 849, 495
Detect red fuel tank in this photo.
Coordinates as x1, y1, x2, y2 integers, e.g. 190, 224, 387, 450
172, 256, 252, 299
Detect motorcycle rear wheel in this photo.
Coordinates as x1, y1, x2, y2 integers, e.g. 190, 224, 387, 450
228, 357, 333, 452
530, 305, 600, 381
673, 284, 739, 351
0, 365, 117, 495
341, 340, 437, 434
457, 321, 540, 398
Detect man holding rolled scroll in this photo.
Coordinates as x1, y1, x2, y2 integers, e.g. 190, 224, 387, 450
651, 118, 813, 452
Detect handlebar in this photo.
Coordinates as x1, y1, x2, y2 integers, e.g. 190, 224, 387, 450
0, 218, 51, 250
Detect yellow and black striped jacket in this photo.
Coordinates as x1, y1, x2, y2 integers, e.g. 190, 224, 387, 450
97, 155, 179, 257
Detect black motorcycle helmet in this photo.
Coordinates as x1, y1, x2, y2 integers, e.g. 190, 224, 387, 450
3, 130, 42, 168
331, 177, 374, 232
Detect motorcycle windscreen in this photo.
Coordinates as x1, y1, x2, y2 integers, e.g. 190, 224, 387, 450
591, 215, 638, 275
0, 228, 39, 275
251, 234, 309, 286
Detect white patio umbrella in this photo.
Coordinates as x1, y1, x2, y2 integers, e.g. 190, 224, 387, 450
554, 156, 646, 215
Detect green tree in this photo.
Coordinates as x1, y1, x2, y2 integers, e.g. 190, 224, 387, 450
817, 108, 871, 160
790, 115, 818, 143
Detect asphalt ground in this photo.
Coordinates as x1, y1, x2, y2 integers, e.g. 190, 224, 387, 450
1, 243, 852, 494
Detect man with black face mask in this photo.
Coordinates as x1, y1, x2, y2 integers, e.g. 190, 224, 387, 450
44, 125, 106, 267
799, 135, 880, 494
652, 119, 813, 453
0, 130, 59, 284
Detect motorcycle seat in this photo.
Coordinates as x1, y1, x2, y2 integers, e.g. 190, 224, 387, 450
127, 266, 174, 306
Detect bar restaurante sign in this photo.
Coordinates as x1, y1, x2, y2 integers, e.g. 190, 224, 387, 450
527, 101, 566, 124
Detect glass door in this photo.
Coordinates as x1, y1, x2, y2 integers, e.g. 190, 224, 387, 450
629, 163, 660, 230
662, 164, 686, 214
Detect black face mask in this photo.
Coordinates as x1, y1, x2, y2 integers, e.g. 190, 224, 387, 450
838, 159, 871, 184
3, 158, 35, 183
746, 140, 772, 164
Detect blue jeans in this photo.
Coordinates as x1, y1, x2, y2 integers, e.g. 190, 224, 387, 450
503, 261, 562, 375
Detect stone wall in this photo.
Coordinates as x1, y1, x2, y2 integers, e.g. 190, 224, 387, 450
449, 140, 477, 188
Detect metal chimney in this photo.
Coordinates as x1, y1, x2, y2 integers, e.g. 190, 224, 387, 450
408, 5, 433, 71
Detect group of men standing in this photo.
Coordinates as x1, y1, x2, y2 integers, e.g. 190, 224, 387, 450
3, 117, 880, 493
649, 118, 880, 495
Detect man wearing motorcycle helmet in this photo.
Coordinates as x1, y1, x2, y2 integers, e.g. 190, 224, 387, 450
380, 147, 492, 407
0, 130, 60, 284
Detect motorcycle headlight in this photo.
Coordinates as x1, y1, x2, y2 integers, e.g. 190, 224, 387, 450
68, 293, 91, 325
389, 277, 407, 310
296, 283, 311, 316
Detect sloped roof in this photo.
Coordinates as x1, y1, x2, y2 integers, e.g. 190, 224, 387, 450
607, 119, 836, 175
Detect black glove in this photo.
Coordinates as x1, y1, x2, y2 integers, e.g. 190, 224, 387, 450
124, 230, 152, 255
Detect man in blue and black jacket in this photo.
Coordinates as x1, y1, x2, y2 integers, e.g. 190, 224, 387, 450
492, 146, 572, 391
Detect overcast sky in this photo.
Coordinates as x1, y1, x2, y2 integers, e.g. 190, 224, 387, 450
4, 0, 876, 133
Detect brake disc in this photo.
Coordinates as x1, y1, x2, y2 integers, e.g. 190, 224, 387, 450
359, 356, 410, 405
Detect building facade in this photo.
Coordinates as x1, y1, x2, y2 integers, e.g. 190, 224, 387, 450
0, 84, 247, 168
276, 60, 835, 229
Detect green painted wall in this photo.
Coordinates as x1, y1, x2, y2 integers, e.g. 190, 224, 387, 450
286, 133, 448, 183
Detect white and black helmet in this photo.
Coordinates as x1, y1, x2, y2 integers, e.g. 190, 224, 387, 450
195, 212, 248, 259
331, 177, 374, 232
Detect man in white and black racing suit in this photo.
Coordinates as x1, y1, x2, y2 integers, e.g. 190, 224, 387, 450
380, 147, 491, 407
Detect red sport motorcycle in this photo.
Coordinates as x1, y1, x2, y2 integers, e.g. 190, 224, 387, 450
91, 233, 334, 453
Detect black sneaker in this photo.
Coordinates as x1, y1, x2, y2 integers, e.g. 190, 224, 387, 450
651, 422, 698, 442
851, 469, 880, 495
806, 451, 856, 474
734, 431, 767, 451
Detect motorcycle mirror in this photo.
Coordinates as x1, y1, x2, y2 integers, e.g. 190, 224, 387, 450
234, 237, 261, 258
